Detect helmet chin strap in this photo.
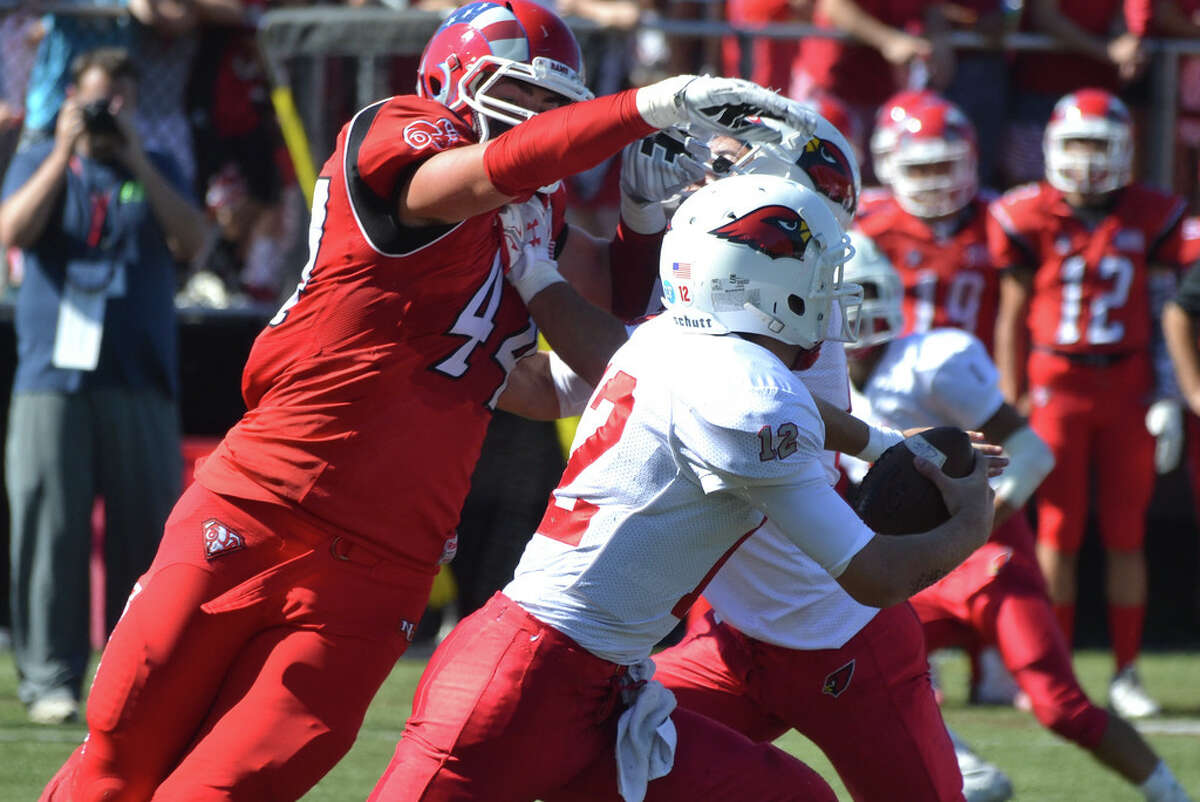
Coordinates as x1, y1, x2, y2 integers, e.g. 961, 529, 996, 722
741, 302, 788, 337
739, 301, 821, 370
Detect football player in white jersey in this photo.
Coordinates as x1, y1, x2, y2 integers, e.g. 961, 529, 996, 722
372, 175, 996, 802
653, 235, 1002, 802
618, 114, 982, 801
840, 256, 1191, 802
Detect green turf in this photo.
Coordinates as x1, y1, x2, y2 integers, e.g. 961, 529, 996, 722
2, 649, 1196, 800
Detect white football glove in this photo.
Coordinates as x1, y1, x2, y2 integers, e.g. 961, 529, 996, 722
497, 195, 563, 304
635, 74, 816, 144
618, 131, 708, 233
1146, 398, 1184, 474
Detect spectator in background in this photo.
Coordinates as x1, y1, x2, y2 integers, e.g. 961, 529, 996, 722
1140, 0, 1200, 209
0, 47, 205, 725
795, 0, 954, 176
20, 0, 248, 188
181, 161, 291, 307
20, 0, 133, 147
1002, 0, 1147, 186
0, 9, 38, 174
724, 0, 810, 92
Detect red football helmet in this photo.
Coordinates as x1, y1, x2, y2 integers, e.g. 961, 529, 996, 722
890, 99, 978, 219
1043, 88, 1132, 195
417, 0, 593, 142
869, 89, 937, 187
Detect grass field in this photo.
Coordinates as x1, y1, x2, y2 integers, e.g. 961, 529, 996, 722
2, 648, 1197, 800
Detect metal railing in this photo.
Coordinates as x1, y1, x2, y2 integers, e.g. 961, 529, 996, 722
256, 8, 1200, 192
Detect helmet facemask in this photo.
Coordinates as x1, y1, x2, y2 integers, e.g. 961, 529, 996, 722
1044, 128, 1131, 196
842, 235, 904, 350
891, 140, 977, 219
461, 56, 592, 142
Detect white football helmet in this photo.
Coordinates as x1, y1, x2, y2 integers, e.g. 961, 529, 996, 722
890, 99, 978, 219
842, 231, 904, 349
659, 174, 861, 350
1043, 88, 1133, 195
725, 114, 862, 230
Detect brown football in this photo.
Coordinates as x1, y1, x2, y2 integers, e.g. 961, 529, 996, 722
853, 427, 976, 535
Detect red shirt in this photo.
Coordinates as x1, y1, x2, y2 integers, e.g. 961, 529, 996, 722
722, 0, 799, 92
1013, 0, 1139, 95
987, 181, 1187, 356
197, 96, 556, 571
798, 0, 932, 107
857, 194, 1001, 352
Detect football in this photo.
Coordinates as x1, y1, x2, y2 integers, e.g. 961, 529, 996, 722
853, 427, 976, 535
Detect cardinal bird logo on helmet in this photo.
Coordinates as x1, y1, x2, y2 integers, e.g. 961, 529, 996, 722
709, 205, 813, 260
797, 138, 856, 218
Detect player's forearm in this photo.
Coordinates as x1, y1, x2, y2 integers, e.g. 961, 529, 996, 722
483, 90, 654, 197
127, 151, 209, 261
838, 513, 989, 607
404, 91, 654, 224
609, 218, 664, 320
0, 146, 70, 249
994, 278, 1030, 404
820, 0, 906, 51
1163, 302, 1200, 416
496, 352, 562, 420
525, 283, 627, 386
1027, 0, 1110, 61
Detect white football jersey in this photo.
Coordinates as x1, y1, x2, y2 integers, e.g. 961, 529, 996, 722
703, 304, 878, 651
505, 315, 873, 664
844, 327, 1005, 483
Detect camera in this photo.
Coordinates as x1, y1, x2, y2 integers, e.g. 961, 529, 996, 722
81, 99, 121, 138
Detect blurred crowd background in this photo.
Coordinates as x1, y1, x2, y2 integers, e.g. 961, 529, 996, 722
0, 0, 1198, 665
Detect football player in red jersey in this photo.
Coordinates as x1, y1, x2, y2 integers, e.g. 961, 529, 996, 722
857, 96, 1002, 353
38, 3, 819, 799
989, 88, 1194, 721
846, 256, 1193, 802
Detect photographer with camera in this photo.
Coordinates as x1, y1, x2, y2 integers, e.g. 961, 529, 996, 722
0, 46, 206, 725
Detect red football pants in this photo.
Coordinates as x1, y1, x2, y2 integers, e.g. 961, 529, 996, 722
652, 603, 964, 802
371, 592, 836, 802
911, 517, 1109, 748
1027, 350, 1154, 552
42, 483, 435, 802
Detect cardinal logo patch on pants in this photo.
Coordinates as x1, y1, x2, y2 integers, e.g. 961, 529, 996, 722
203, 519, 245, 560
822, 659, 856, 698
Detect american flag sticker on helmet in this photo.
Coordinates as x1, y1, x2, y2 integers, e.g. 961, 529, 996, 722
672, 262, 691, 279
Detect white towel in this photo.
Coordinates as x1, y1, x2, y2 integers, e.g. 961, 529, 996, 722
615, 659, 678, 802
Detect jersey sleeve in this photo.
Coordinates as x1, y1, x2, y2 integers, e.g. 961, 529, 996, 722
987, 190, 1038, 272
924, 331, 1006, 430
350, 97, 475, 201
740, 479, 874, 577
675, 383, 829, 494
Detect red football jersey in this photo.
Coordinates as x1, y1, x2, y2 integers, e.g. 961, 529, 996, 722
197, 96, 554, 570
987, 181, 1187, 356
857, 195, 1001, 353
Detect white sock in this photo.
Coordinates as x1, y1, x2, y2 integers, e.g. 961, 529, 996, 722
1140, 760, 1190, 801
